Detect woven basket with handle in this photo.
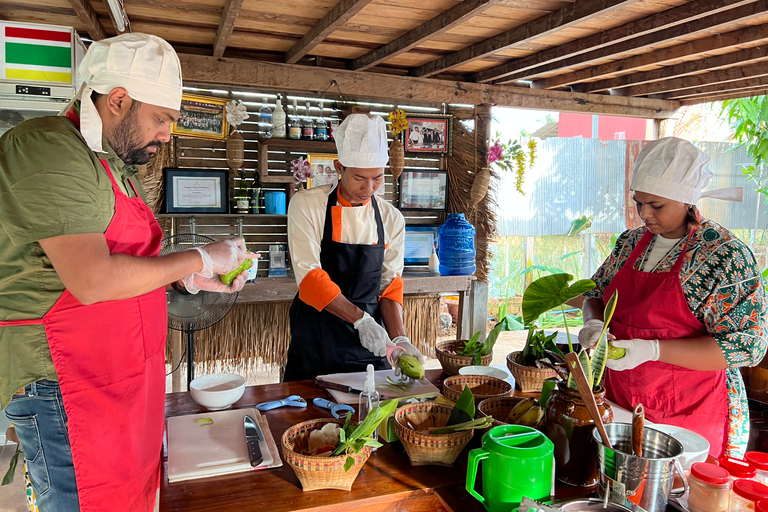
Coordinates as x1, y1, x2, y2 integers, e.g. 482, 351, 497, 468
435, 340, 492, 376
506, 351, 558, 393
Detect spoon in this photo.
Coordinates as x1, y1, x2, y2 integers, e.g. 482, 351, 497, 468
632, 403, 645, 457
565, 352, 613, 450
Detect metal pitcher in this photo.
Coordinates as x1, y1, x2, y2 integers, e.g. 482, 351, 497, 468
593, 423, 688, 512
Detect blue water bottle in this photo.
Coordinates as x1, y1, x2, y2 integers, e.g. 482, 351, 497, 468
438, 213, 476, 276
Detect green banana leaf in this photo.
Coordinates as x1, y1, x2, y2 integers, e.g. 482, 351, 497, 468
567, 215, 593, 237
447, 385, 475, 426
522, 273, 595, 326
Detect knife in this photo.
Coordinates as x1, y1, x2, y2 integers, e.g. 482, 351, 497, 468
315, 379, 364, 395
243, 415, 264, 467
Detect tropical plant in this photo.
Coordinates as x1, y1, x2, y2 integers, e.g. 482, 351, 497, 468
332, 399, 398, 470
487, 131, 537, 195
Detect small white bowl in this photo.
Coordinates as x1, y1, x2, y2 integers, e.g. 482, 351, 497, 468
651, 424, 710, 469
189, 373, 246, 411
458, 365, 509, 381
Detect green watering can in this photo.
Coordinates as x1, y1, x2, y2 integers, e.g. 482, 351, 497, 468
466, 425, 554, 512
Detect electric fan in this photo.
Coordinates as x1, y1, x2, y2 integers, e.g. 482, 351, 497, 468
161, 234, 239, 387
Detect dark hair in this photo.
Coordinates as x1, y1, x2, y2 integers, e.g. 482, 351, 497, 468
90, 90, 141, 111
686, 205, 702, 230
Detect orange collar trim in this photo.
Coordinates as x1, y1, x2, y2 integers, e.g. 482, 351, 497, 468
337, 184, 370, 207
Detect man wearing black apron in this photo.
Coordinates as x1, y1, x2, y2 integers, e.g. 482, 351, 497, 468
284, 114, 423, 381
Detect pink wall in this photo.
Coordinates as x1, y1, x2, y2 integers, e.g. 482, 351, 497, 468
557, 112, 649, 140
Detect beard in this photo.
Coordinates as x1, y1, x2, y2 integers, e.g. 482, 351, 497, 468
110, 107, 162, 165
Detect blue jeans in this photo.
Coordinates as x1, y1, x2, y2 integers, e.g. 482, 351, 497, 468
4, 380, 80, 512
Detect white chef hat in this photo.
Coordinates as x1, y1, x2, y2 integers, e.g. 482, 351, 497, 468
630, 137, 743, 204
65, 33, 182, 153
334, 114, 389, 168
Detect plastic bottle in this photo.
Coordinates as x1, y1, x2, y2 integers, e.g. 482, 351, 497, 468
721, 456, 758, 482
315, 100, 328, 141
688, 462, 731, 512
288, 99, 301, 140
358, 363, 380, 445
259, 97, 272, 138
730, 480, 768, 512
249, 185, 260, 214
271, 95, 286, 138
302, 101, 314, 141
428, 243, 440, 273
438, 213, 476, 276
746, 453, 768, 485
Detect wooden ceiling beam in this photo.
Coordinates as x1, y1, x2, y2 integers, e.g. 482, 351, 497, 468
410, 0, 640, 78
472, 0, 752, 84
67, 0, 106, 40
351, 0, 503, 71
213, 0, 245, 58
663, 74, 768, 100
178, 54, 679, 119
680, 87, 768, 105
582, 43, 768, 94
527, 5, 768, 90
285, 0, 375, 64
624, 61, 768, 97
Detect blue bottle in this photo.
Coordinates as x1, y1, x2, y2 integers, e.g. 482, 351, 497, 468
438, 213, 476, 276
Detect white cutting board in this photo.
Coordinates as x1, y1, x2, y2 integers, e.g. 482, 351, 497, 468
318, 369, 440, 404
166, 408, 280, 483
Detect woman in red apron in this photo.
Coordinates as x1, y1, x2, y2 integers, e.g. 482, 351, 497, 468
580, 137, 766, 458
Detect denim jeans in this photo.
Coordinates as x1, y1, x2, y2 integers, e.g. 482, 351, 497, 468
4, 380, 80, 512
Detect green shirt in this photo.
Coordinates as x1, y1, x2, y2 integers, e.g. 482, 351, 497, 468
0, 109, 146, 409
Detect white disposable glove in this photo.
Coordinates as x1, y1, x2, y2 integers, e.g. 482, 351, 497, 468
605, 339, 660, 371
578, 319, 605, 349
189, 238, 249, 278
390, 336, 424, 377
353, 312, 390, 357
179, 270, 248, 295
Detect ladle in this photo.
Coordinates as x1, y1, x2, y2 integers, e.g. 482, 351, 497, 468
632, 403, 644, 457
564, 352, 613, 450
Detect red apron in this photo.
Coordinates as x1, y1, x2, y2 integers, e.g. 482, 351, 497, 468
603, 229, 728, 457
1, 110, 167, 511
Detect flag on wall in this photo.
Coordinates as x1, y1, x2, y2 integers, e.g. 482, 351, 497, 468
1, 24, 73, 85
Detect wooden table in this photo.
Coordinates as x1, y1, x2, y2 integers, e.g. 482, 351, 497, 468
161, 370, 596, 512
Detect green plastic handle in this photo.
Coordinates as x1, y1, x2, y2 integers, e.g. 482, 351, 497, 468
465, 448, 488, 504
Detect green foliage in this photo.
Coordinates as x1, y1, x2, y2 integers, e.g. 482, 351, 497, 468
519, 328, 561, 366
332, 399, 398, 470
721, 96, 768, 203
447, 385, 475, 426
522, 273, 595, 326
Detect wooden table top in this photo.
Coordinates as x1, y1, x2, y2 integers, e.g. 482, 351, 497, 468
160, 370, 597, 512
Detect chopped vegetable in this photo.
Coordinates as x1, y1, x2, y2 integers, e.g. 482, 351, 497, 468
429, 416, 493, 434
197, 418, 214, 426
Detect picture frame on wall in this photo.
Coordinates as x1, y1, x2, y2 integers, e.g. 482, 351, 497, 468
171, 93, 230, 140
402, 114, 452, 155
164, 168, 229, 214
398, 170, 448, 211
306, 153, 339, 189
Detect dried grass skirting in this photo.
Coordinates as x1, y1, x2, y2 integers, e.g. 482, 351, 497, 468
139, 141, 172, 214
446, 118, 497, 283
164, 296, 439, 374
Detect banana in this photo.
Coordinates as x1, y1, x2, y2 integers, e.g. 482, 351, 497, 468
518, 406, 545, 427
506, 398, 536, 424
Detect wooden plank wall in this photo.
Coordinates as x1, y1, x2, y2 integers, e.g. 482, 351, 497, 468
162, 87, 468, 276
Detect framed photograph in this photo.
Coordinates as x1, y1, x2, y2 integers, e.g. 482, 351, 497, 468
398, 170, 448, 211
307, 153, 339, 189
171, 93, 229, 140
403, 114, 453, 155
404, 225, 440, 265
164, 168, 229, 213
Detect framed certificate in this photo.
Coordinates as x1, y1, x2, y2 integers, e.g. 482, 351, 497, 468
163, 168, 229, 213
398, 170, 448, 211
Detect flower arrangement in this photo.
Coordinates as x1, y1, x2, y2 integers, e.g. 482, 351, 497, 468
291, 156, 313, 184
487, 135, 538, 195
225, 99, 249, 129
388, 109, 409, 136
388, 110, 409, 183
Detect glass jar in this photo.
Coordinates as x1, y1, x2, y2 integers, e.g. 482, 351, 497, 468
544, 381, 613, 487
721, 457, 758, 482
688, 462, 731, 512
746, 453, 768, 485
731, 480, 768, 512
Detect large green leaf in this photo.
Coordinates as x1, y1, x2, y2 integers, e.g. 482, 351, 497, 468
447, 385, 475, 425
567, 215, 593, 237
522, 273, 596, 325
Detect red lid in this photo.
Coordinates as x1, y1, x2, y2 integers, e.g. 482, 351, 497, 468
746, 452, 768, 471
691, 462, 730, 485
733, 480, 768, 502
757, 501, 768, 512
720, 456, 758, 479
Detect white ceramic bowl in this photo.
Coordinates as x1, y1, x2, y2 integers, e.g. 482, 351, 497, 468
458, 365, 509, 381
189, 373, 246, 411
650, 424, 709, 469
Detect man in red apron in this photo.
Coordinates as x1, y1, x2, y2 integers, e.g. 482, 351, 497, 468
580, 137, 765, 458
0, 34, 254, 512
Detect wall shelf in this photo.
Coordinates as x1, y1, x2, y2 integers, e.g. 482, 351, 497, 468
258, 138, 336, 184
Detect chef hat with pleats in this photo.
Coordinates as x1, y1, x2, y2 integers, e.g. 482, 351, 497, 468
63, 33, 182, 153
630, 137, 743, 204
334, 114, 389, 168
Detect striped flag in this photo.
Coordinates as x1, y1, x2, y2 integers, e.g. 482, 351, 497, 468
1, 23, 73, 85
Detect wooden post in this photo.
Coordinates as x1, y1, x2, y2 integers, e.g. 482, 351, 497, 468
469, 281, 489, 343
475, 103, 493, 171
457, 291, 471, 341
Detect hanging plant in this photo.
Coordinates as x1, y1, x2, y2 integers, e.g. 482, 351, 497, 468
291, 156, 313, 185
487, 134, 537, 195
225, 99, 249, 176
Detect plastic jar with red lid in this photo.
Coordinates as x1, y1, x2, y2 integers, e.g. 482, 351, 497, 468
721, 456, 758, 482
746, 453, 768, 485
730, 480, 768, 512
757, 501, 768, 512
689, 462, 731, 512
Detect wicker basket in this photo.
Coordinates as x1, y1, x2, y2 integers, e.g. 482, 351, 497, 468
477, 396, 528, 429
394, 402, 473, 467
506, 351, 558, 393
281, 418, 372, 491
442, 375, 513, 403
435, 340, 493, 376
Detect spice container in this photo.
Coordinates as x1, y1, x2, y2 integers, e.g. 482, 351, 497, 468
730, 480, 768, 512
688, 462, 731, 512
721, 456, 758, 482
746, 453, 768, 485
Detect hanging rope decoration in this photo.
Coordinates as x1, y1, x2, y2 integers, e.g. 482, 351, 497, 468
225, 99, 249, 176
387, 109, 408, 184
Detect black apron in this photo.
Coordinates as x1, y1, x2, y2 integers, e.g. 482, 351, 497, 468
283, 186, 389, 382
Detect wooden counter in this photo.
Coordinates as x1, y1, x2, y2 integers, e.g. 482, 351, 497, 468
160, 370, 594, 512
